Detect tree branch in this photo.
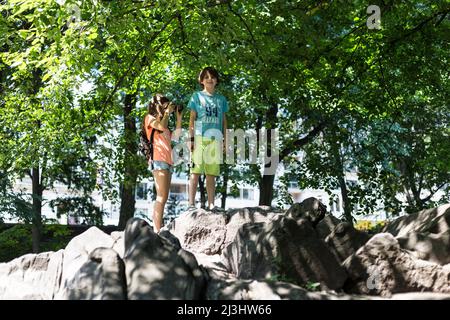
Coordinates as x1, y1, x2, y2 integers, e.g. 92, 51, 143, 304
421, 182, 447, 204
388, 9, 450, 48
227, 2, 265, 65
279, 122, 327, 162
176, 13, 199, 60
85, 13, 178, 129
307, 21, 366, 69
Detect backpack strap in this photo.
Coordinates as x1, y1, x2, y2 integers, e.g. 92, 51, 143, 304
149, 126, 157, 161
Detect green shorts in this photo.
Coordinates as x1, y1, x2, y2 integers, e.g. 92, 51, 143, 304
191, 136, 221, 176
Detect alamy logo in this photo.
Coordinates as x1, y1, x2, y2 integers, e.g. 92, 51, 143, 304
171, 128, 280, 175
55, 1, 81, 27
367, 5, 381, 30
66, 3, 81, 27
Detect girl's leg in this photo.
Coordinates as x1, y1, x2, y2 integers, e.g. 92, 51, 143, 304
206, 175, 216, 209
189, 173, 200, 207
153, 169, 170, 233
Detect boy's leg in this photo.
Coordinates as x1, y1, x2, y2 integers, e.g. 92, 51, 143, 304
206, 175, 216, 210
189, 173, 200, 207
189, 135, 204, 208
204, 138, 220, 210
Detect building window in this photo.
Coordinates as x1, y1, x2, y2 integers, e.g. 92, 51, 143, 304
136, 183, 148, 200
242, 188, 254, 200
289, 181, 298, 189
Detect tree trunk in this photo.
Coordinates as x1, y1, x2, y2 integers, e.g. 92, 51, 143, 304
31, 167, 43, 253
259, 174, 275, 206
258, 104, 277, 206
221, 168, 228, 209
331, 139, 353, 222
118, 92, 138, 229
400, 159, 424, 212
199, 175, 207, 209
339, 175, 352, 222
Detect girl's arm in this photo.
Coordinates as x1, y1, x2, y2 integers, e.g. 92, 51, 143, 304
172, 109, 183, 141
148, 104, 174, 130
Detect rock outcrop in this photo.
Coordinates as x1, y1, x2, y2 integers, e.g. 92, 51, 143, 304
343, 233, 450, 296
324, 222, 370, 264
0, 250, 63, 299
166, 208, 228, 255
123, 218, 205, 299
221, 216, 347, 290
1, 199, 449, 300
383, 204, 450, 237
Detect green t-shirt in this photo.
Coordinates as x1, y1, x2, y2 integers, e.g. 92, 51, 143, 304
188, 91, 229, 138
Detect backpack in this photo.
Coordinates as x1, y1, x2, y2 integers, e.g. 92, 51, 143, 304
139, 118, 158, 161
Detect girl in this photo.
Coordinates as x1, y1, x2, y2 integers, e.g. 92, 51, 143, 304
144, 94, 182, 233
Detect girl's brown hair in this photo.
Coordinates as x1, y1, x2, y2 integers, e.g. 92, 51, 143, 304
147, 93, 170, 118
142, 94, 170, 132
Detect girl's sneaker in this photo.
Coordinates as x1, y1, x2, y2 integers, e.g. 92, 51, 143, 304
209, 206, 225, 213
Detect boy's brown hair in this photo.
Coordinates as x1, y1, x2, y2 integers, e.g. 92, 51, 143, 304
198, 67, 220, 87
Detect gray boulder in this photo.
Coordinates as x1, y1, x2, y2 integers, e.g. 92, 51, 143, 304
205, 269, 369, 300
167, 208, 228, 255
397, 230, 450, 265
222, 216, 347, 291
110, 231, 125, 258
64, 247, 126, 300
286, 197, 327, 227
324, 222, 370, 263
222, 206, 282, 251
124, 218, 206, 299
343, 233, 450, 296
55, 226, 115, 299
383, 204, 450, 237
315, 214, 342, 239
0, 250, 63, 299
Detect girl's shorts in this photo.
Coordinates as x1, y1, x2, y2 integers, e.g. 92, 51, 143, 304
151, 160, 173, 173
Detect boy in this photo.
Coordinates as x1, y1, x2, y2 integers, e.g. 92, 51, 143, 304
188, 67, 228, 211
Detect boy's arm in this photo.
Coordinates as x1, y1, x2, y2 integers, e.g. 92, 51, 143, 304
189, 110, 196, 152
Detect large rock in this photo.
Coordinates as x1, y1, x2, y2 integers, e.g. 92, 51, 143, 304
286, 197, 327, 227
0, 250, 64, 299
205, 269, 369, 300
222, 206, 282, 251
55, 227, 115, 299
315, 214, 342, 239
167, 208, 228, 255
324, 222, 370, 263
383, 204, 450, 237
124, 218, 206, 299
343, 233, 450, 296
397, 230, 450, 265
64, 247, 126, 300
222, 216, 347, 291
110, 231, 125, 258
